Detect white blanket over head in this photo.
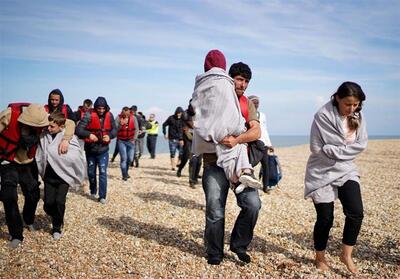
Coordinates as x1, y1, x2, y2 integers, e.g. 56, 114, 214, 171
191, 67, 251, 181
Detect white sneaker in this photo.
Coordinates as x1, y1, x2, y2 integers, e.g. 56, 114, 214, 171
53, 232, 63, 240
234, 184, 246, 194
8, 239, 22, 249
90, 194, 96, 199
99, 198, 106, 204
239, 173, 261, 189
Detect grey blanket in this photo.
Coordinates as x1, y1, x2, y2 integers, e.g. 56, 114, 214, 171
36, 130, 86, 188
304, 101, 368, 203
191, 68, 251, 180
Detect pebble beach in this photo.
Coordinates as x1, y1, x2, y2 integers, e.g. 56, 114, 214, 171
0, 139, 399, 278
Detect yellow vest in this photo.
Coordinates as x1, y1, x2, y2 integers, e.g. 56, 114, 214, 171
147, 120, 159, 135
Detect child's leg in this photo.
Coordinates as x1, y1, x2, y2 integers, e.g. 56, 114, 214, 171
53, 183, 69, 233
43, 181, 57, 220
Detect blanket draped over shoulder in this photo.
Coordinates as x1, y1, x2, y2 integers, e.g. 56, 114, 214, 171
36, 131, 86, 188
191, 67, 250, 179
304, 101, 368, 203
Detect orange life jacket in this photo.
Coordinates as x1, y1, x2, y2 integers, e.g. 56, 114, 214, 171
84, 110, 112, 144
239, 95, 249, 122
44, 104, 68, 118
117, 114, 135, 140
0, 103, 38, 162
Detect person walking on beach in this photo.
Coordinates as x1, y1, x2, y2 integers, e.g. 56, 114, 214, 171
193, 56, 261, 265
75, 97, 117, 204
162, 107, 185, 171
0, 103, 76, 248
45, 89, 77, 122
36, 112, 85, 240
115, 107, 139, 181
248, 95, 275, 192
146, 113, 159, 159
191, 50, 261, 194
304, 81, 367, 274
75, 99, 93, 122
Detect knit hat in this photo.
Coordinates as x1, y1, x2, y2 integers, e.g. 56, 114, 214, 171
204, 49, 226, 72
18, 104, 49, 127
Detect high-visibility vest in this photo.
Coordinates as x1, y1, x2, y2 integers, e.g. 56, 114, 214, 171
147, 120, 159, 135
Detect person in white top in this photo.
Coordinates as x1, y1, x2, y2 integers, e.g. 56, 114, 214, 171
248, 95, 275, 192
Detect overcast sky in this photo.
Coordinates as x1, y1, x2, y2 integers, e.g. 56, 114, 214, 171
1, 0, 399, 135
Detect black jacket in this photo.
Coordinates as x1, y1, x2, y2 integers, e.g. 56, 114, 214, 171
162, 107, 184, 141
47, 89, 77, 122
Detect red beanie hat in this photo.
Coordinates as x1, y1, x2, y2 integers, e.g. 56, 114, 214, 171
204, 49, 226, 72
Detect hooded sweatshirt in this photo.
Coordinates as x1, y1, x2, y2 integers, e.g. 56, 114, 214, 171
46, 89, 77, 122
162, 107, 184, 141
75, 97, 117, 154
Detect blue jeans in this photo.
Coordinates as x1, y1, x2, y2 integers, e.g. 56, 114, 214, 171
86, 151, 109, 199
118, 139, 135, 178
168, 139, 183, 158
202, 164, 261, 259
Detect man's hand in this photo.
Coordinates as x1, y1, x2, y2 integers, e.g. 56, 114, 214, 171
102, 135, 110, 143
58, 139, 70, 155
220, 135, 239, 148
89, 134, 98, 142
179, 140, 184, 146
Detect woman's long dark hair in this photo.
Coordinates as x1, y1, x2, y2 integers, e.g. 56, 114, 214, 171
331, 81, 366, 130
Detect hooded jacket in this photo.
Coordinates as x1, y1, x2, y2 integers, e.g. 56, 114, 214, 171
162, 107, 184, 141
75, 97, 117, 154
45, 89, 77, 122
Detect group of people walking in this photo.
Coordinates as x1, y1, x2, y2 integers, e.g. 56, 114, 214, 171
0, 49, 368, 274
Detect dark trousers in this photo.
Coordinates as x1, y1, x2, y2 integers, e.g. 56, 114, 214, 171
259, 151, 269, 188
313, 180, 364, 251
189, 154, 202, 183
43, 181, 69, 233
177, 140, 191, 173
203, 164, 261, 258
146, 134, 158, 159
111, 141, 119, 161
0, 161, 40, 241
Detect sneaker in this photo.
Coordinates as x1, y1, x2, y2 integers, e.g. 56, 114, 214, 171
239, 173, 261, 189
207, 256, 222, 265
176, 170, 182, 177
235, 252, 251, 263
234, 183, 246, 194
122, 177, 128, 181
90, 194, 96, 199
53, 232, 63, 240
99, 198, 106, 204
8, 239, 22, 249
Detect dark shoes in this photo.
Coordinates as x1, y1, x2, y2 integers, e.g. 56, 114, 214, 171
176, 170, 182, 177
207, 256, 222, 265
236, 252, 251, 263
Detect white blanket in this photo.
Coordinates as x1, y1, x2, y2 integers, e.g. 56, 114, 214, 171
36, 130, 85, 189
304, 101, 368, 203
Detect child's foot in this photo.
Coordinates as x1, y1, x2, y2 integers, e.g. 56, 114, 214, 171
53, 232, 63, 240
239, 173, 261, 189
340, 254, 358, 274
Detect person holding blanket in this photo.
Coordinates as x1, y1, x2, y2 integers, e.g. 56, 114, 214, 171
304, 81, 368, 274
36, 112, 85, 240
191, 50, 261, 194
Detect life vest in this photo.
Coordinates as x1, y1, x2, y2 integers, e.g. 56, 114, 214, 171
44, 104, 68, 118
239, 95, 249, 122
117, 114, 135, 140
78, 107, 90, 120
147, 120, 159, 135
0, 103, 38, 162
84, 110, 112, 144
